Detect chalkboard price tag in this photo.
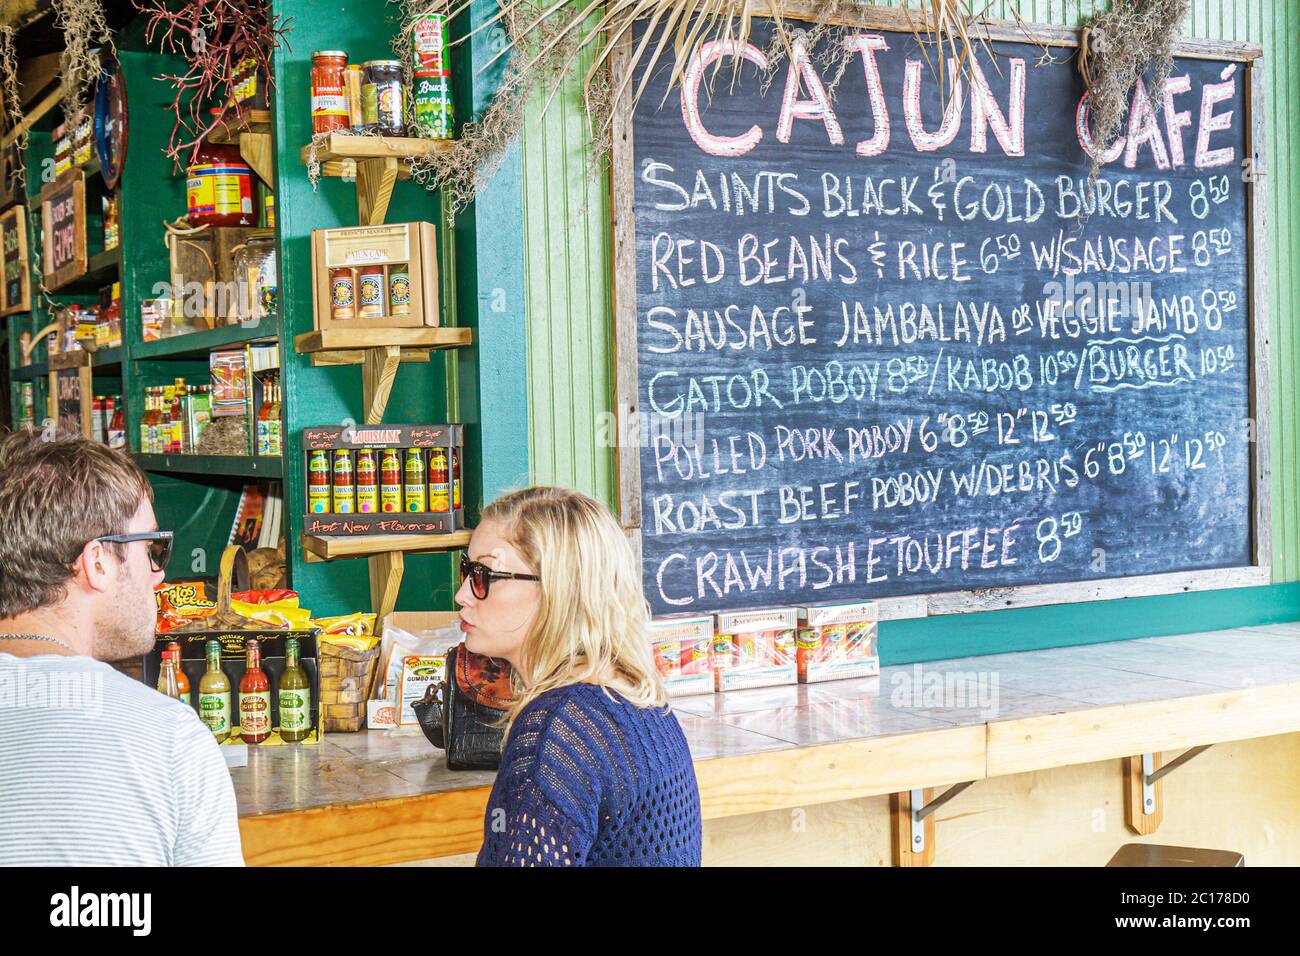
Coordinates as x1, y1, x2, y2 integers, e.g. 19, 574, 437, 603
40, 169, 88, 291
0, 203, 30, 316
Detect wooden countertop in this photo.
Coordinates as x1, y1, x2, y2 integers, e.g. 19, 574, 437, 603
235, 623, 1300, 865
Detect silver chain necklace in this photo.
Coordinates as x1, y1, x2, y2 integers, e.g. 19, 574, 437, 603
0, 633, 75, 652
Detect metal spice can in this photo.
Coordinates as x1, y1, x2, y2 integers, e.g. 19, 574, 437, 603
411, 14, 454, 139
362, 60, 405, 136
330, 267, 355, 320
388, 264, 411, 315
357, 265, 386, 318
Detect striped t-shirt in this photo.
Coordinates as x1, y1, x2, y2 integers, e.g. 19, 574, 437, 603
0, 653, 244, 866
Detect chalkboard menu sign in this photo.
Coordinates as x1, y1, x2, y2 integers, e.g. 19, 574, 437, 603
40, 169, 88, 291
613, 10, 1269, 618
50, 367, 93, 439
0, 204, 30, 316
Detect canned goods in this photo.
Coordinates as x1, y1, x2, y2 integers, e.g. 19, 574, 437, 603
330, 268, 355, 320
411, 15, 454, 140
389, 264, 411, 315
357, 265, 386, 318
362, 61, 405, 136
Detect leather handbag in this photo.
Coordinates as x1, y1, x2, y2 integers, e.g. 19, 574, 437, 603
412, 644, 513, 770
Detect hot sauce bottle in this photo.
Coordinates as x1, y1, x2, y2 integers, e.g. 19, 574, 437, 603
428, 447, 450, 512
308, 450, 330, 513
199, 639, 232, 743
333, 449, 355, 514
239, 639, 271, 744
404, 448, 426, 512
355, 449, 378, 513
278, 637, 312, 742
380, 448, 403, 512
451, 446, 461, 511
166, 642, 191, 706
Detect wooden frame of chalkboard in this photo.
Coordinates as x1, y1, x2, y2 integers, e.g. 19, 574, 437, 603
49, 366, 93, 440
611, 4, 1269, 620
0, 203, 31, 316
39, 168, 89, 292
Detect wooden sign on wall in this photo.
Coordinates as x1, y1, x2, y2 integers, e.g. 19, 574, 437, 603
40, 169, 88, 291
0, 204, 30, 315
612, 6, 1270, 619
50, 366, 93, 438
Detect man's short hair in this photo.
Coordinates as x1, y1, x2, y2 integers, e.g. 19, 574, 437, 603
0, 429, 154, 617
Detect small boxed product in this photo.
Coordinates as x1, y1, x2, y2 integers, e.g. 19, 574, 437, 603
712, 607, 798, 693
797, 601, 880, 683
142, 628, 323, 746
301, 424, 466, 536
647, 615, 715, 697
311, 222, 440, 331
377, 611, 462, 728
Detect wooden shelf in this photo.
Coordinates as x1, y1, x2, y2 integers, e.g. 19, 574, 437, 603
133, 453, 284, 478
301, 133, 454, 225
208, 108, 272, 144
294, 326, 471, 363
302, 529, 472, 562
13, 361, 49, 381
300, 132, 454, 166
48, 345, 122, 372
134, 322, 278, 360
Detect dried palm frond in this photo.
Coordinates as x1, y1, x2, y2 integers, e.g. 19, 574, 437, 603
398, 0, 1039, 215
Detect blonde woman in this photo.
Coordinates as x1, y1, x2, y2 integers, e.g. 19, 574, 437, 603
456, 486, 702, 867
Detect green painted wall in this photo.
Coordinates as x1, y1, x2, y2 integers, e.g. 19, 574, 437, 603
515, 1, 1300, 660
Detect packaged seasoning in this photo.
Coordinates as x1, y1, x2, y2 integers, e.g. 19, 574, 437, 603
330, 267, 356, 320
311, 51, 349, 134
344, 64, 365, 131
362, 60, 405, 136
357, 264, 386, 318
389, 264, 411, 315
54, 124, 71, 177
411, 13, 454, 139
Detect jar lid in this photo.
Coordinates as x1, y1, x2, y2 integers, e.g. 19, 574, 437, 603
363, 60, 403, 67
312, 50, 348, 58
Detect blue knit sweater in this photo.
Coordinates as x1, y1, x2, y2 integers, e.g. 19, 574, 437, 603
476, 682, 702, 867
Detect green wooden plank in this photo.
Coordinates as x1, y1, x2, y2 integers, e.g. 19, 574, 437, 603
134, 453, 285, 479
132, 323, 277, 360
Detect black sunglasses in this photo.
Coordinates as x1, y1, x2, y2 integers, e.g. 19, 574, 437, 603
460, 553, 539, 600
96, 531, 174, 573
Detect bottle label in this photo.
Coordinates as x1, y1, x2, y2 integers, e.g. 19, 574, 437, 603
179, 692, 192, 708
186, 164, 253, 218
279, 688, 312, 732
381, 485, 402, 512
200, 692, 231, 734
311, 88, 348, 117
405, 485, 426, 511
239, 691, 271, 736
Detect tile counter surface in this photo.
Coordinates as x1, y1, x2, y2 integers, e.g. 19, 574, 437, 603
232, 623, 1300, 818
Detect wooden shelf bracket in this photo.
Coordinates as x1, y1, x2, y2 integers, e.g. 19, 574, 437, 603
891, 781, 976, 866
356, 157, 401, 226
1124, 746, 1213, 834
361, 344, 403, 425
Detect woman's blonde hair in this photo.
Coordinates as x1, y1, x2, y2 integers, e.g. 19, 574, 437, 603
480, 486, 668, 725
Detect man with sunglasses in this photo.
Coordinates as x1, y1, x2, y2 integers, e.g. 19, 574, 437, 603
0, 429, 243, 865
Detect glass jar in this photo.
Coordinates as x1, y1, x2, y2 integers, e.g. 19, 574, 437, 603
247, 237, 279, 321
311, 51, 349, 134
187, 118, 255, 227
362, 61, 406, 136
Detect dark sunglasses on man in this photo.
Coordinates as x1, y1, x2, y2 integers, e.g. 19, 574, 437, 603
460, 553, 539, 600
95, 531, 174, 573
